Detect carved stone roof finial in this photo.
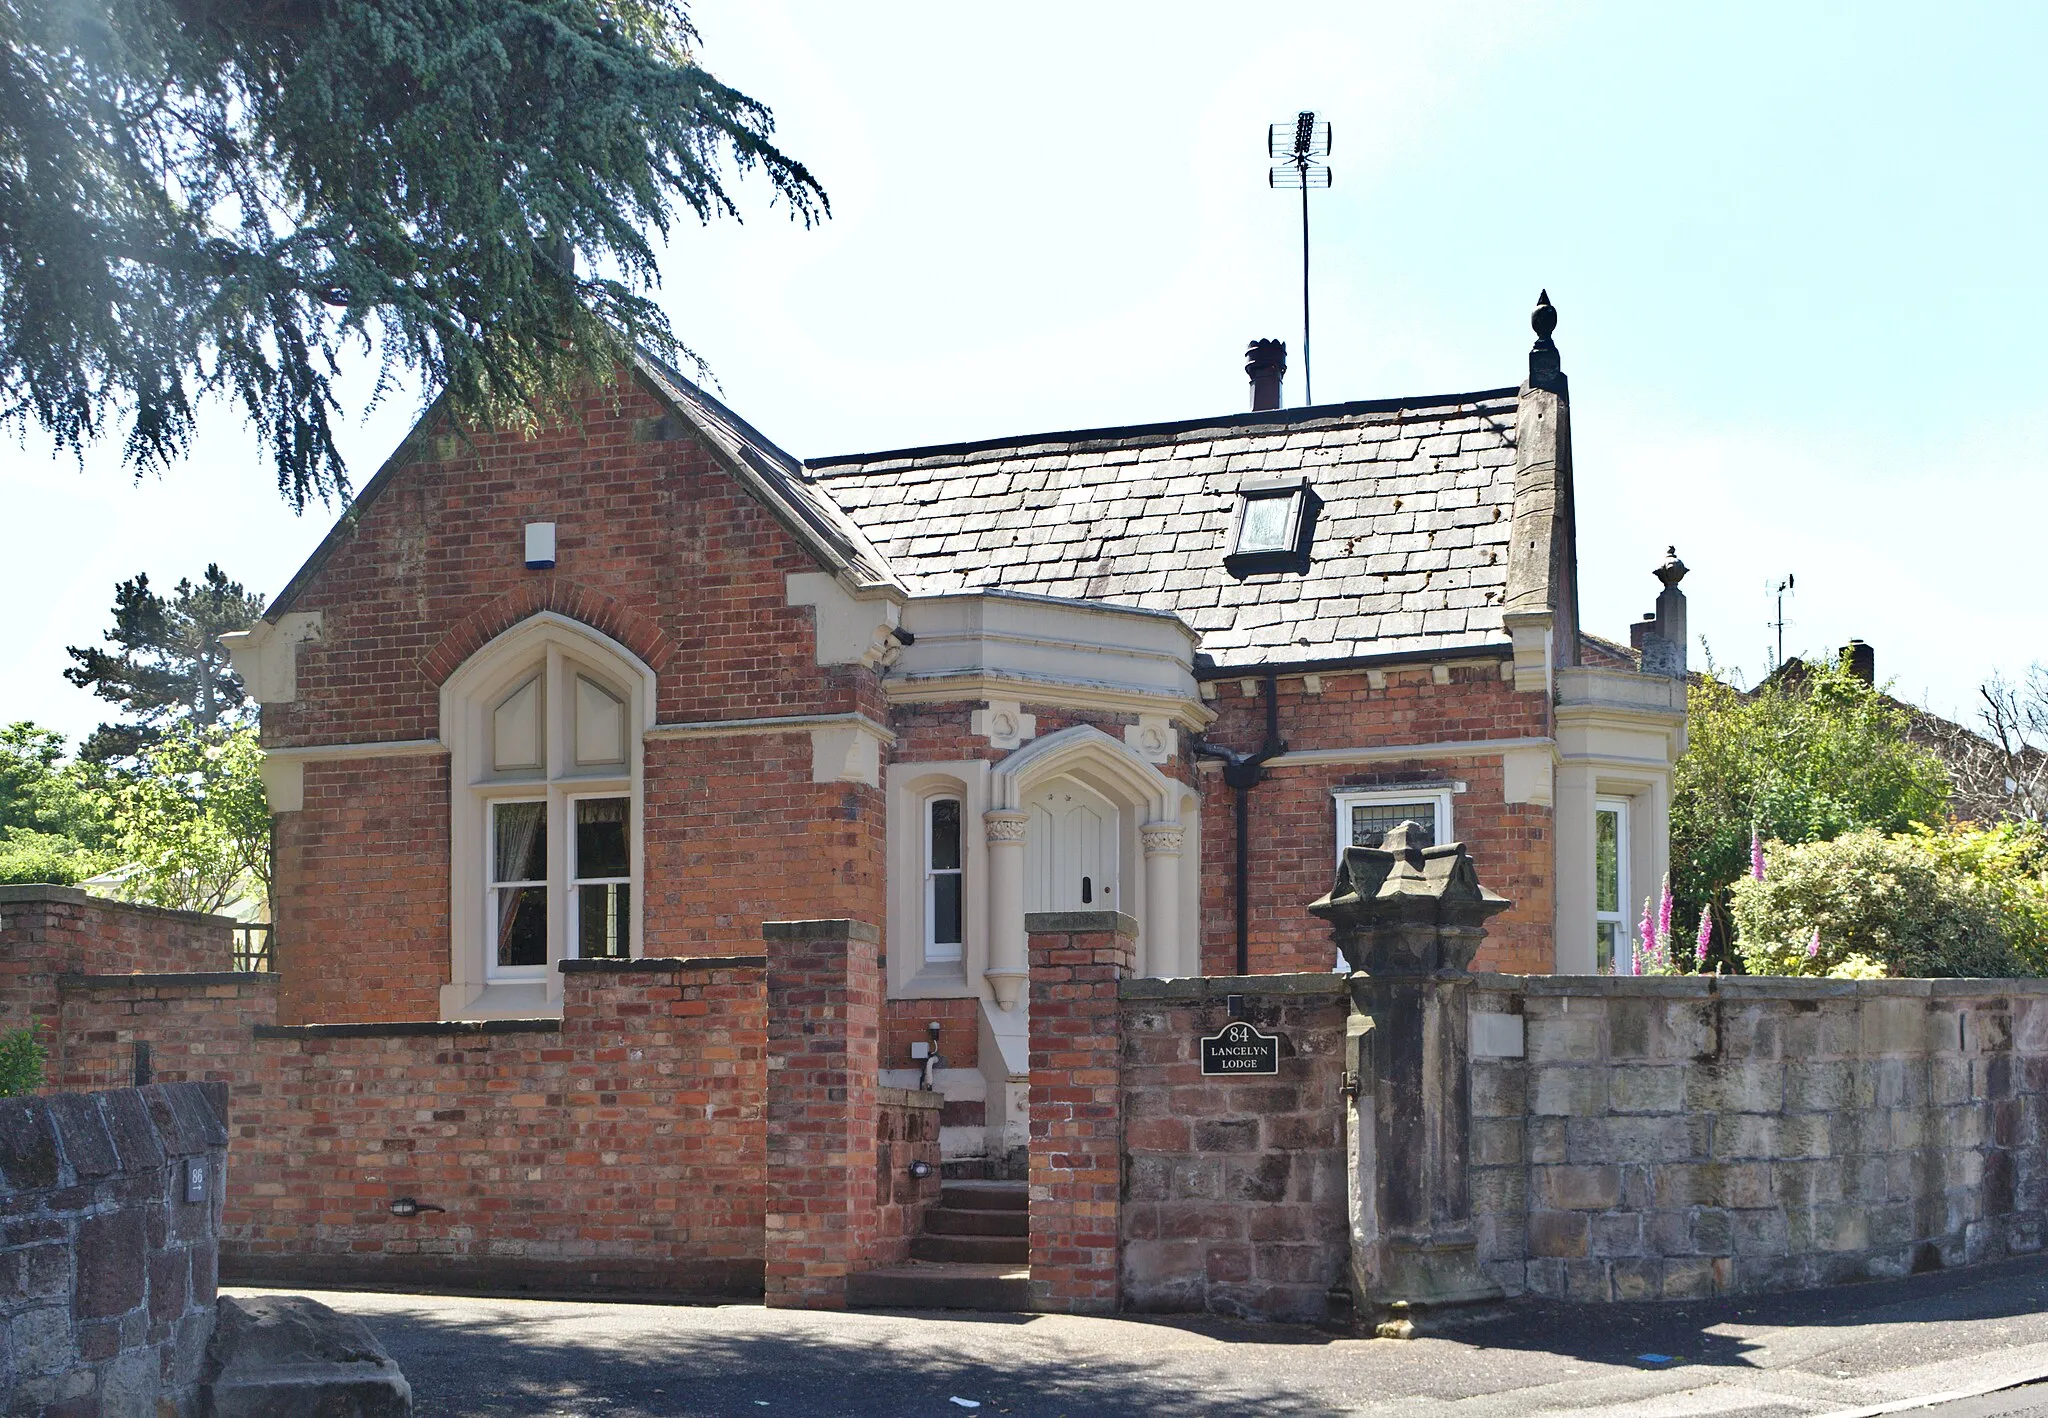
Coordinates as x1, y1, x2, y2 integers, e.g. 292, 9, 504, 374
1525, 291, 1565, 394
1531, 289, 1558, 349
1655, 546, 1688, 588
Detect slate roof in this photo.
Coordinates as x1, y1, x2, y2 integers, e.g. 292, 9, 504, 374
636, 357, 902, 593
809, 390, 1525, 671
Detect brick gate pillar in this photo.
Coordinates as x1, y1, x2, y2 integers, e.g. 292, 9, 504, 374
1025, 909, 1137, 1314
763, 918, 882, 1308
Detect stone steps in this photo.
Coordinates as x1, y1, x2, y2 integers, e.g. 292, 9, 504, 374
849, 1179, 1032, 1309
847, 1261, 1031, 1312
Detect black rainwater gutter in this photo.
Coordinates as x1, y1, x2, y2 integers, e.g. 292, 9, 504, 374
1193, 674, 1286, 976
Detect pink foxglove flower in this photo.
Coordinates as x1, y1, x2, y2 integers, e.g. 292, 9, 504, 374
1695, 909, 1713, 966
1806, 926, 1821, 960
1751, 832, 1766, 882
1658, 878, 1675, 946
1639, 897, 1657, 955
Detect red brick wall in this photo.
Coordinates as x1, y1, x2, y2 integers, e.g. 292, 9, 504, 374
1120, 978, 1350, 1323
1196, 665, 1554, 976
764, 919, 882, 1308
883, 998, 980, 1074
266, 372, 883, 1022
0, 887, 233, 1035
1027, 911, 1135, 1315
52, 960, 769, 1297
642, 738, 885, 960
272, 758, 448, 1025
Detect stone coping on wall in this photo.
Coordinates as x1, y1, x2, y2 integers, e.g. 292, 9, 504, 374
1119, 972, 1352, 1001
557, 954, 767, 973
253, 1018, 561, 1039
58, 971, 272, 991
877, 1086, 944, 1112
760, 919, 880, 943
0, 882, 240, 927
1473, 971, 2048, 999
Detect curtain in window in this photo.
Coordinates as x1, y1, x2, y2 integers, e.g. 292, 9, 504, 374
494, 801, 547, 967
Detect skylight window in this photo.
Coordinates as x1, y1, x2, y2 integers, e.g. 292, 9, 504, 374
1226, 479, 1318, 574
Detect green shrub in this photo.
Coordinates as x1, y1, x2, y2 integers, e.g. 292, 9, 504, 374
0, 1027, 45, 1097
1730, 830, 2024, 978
0, 829, 105, 886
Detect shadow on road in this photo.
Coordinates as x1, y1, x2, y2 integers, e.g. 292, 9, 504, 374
351, 1299, 1337, 1418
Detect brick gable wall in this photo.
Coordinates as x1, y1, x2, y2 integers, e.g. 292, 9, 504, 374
263, 374, 888, 1021
1194, 664, 1554, 975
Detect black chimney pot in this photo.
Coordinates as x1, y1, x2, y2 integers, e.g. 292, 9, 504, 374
1246, 339, 1287, 412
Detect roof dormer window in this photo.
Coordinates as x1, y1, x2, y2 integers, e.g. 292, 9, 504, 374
1227, 477, 1318, 574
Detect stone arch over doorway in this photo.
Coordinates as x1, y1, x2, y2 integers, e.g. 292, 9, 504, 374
983, 726, 1193, 1002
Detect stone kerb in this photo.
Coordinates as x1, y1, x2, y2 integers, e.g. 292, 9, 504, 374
763, 919, 884, 1309
0, 1082, 227, 1417
1026, 909, 1137, 1315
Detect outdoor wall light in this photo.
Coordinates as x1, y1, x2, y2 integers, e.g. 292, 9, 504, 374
908, 1160, 933, 1180
388, 1197, 447, 1218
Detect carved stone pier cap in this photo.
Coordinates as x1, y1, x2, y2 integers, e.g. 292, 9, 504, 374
1308, 821, 1510, 976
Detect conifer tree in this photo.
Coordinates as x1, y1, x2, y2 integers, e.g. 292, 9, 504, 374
64, 565, 266, 762
0, 0, 823, 507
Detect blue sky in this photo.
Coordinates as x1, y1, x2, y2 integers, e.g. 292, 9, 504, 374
5, 1, 2043, 743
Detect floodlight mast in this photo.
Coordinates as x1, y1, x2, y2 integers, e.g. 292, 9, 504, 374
1269, 111, 1331, 405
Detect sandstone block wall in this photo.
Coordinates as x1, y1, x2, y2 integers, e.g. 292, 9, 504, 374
874, 1086, 943, 1265
1118, 975, 1349, 1322
0, 1083, 225, 1418
1470, 975, 2048, 1301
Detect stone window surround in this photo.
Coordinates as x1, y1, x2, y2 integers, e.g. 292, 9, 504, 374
440, 612, 654, 1021
1330, 783, 1461, 862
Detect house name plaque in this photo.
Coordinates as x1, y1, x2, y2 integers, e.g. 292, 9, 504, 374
1199, 1020, 1281, 1076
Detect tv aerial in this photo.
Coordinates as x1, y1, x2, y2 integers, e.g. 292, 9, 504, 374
1269, 111, 1331, 406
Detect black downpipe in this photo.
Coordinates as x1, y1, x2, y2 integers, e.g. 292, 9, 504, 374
1194, 675, 1286, 976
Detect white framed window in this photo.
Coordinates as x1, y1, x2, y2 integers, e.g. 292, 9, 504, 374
1595, 796, 1631, 974
441, 614, 651, 1021
924, 796, 965, 964
488, 798, 549, 977
1332, 786, 1455, 860
572, 794, 632, 960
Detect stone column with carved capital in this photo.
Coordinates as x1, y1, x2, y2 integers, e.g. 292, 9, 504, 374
1139, 820, 1184, 978
983, 810, 1030, 1009
1308, 821, 1512, 1333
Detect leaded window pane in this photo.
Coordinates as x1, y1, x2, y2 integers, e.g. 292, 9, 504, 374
1349, 803, 1436, 849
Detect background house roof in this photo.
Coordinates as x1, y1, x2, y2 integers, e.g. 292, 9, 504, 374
810, 389, 1524, 671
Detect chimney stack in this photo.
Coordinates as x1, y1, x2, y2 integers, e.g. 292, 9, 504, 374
1637, 547, 1689, 678
1246, 339, 1287, 412
1842, 639, 1875, 684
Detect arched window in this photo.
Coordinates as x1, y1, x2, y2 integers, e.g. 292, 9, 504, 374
441, 615, 651, 1019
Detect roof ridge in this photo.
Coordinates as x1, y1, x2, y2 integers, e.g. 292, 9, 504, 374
805, 386, 1522, 473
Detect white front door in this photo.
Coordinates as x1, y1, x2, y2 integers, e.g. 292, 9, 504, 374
1024, 780, 1120, 913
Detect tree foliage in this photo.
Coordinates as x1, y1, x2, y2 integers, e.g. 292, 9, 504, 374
0, 0, 824, 507
64, 564, 264, 761
109, 723, 270, 915
1670, 657, 1951, 957
1729, 825, 2042, 979
0, 722, 112, 884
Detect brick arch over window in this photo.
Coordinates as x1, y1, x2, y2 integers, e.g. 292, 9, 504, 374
420, 581, 676, 688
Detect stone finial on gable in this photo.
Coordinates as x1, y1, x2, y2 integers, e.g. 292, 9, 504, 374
1308, 822, 1511, 975
1526, 289, 1566, 395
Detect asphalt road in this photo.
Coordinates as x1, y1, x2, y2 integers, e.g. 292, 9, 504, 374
231, 1255, 2048, 1418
